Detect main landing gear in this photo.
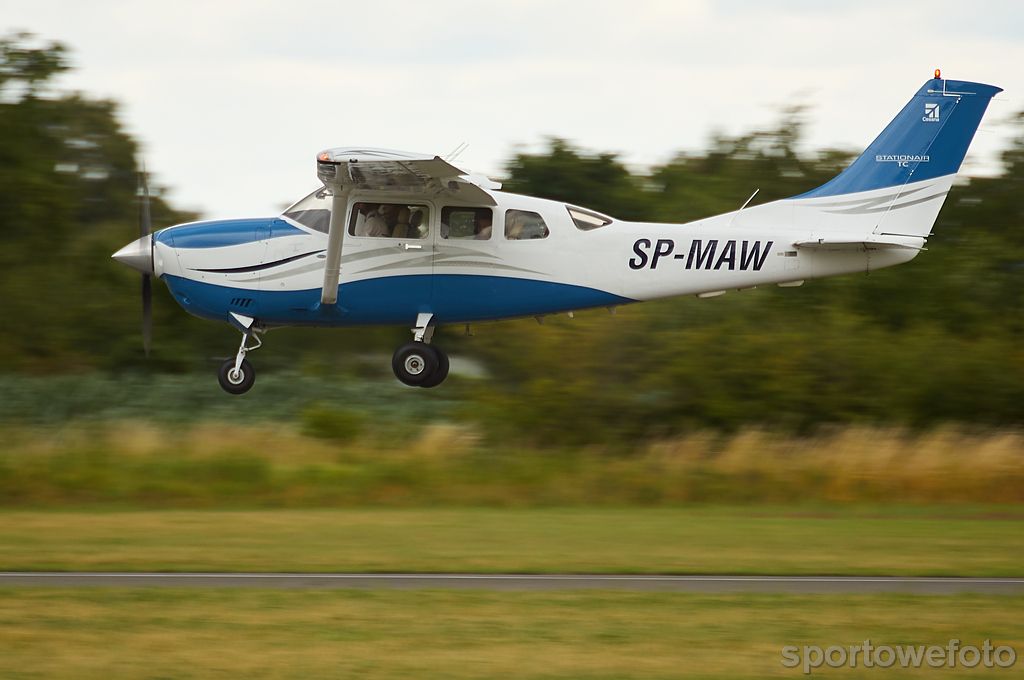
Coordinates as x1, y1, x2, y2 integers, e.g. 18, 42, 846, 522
392, 313, 449, 388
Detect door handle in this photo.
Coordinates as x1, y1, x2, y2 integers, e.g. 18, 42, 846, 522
402, 243, 423, 250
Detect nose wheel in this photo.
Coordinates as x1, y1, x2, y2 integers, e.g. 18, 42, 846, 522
218, 358, 256, 394
218, 320, 262, 395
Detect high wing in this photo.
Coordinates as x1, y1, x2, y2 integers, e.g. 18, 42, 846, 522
316, 147, 499, 204
315, 148, 501, 305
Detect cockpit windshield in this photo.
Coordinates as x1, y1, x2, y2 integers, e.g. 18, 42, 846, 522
283, 188, 332, 233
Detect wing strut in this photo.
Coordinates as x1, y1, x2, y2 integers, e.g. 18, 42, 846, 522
320, 189, 349, 305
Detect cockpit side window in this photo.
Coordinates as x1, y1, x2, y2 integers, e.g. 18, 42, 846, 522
283, 188, 332, 233
348, 202, 429, 239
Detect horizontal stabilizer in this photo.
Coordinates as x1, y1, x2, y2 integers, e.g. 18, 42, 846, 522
794, 234, 926, 251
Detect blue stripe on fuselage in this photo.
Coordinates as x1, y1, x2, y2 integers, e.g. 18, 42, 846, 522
162, 274, 633, 326
155, 218, 305, 249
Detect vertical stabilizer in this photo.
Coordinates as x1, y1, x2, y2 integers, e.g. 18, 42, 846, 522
784, 75, 1001, 238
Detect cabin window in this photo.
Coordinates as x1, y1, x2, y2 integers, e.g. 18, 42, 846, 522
348, 202, 429, 239
567, 205, 613, 231
505, 210, 549, 240
283, 188, 332, 233
441, 207, 492, 240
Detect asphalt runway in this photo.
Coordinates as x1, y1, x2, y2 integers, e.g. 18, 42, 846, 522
2, 573, 1023, 594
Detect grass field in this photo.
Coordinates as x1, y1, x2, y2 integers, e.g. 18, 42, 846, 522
0, 589, 1020, 679
2, 507, 1022, 575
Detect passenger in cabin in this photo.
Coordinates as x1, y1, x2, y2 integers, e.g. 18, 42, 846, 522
505, 210, 549, 239
379, 204, 399, 233
505, 212, 526, 240
440, 206, 491, 239
409, 209, 425, 238
391, 207, 411, 238
474, 211, 492, 240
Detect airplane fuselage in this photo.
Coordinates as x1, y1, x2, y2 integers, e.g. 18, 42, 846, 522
149, 186, 923, 328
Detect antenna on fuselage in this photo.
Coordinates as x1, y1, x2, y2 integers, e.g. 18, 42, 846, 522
728, 188, 760, 227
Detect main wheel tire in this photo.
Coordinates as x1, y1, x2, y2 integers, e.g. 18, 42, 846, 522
218, 358, 256, 394
392, 342, 439, 386
419, 347, 450, 388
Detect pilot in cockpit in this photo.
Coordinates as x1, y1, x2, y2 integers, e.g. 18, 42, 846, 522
355, 203, 389, 237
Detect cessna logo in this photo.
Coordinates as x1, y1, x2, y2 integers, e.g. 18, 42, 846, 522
923, 102, 940, 122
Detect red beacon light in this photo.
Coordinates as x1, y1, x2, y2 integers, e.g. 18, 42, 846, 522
935, 68, 942, 79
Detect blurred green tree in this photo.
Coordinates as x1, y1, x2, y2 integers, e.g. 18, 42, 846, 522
0, 32, 201, 371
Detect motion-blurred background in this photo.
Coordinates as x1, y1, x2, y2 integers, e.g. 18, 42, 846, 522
1, 4, 1023, 677
1, 24, 1022, 502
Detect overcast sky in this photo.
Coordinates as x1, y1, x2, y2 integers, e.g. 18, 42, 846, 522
6, 0, 1024, 219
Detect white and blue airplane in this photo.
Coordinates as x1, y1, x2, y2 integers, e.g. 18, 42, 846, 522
113, 72, 1000, 394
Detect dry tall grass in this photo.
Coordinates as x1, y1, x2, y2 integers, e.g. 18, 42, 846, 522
1, 421, 1021, 506
646, 426, 1024, 503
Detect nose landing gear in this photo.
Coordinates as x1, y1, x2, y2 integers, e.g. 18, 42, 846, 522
392, 312, 450, 388
218, 313, 263, 395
